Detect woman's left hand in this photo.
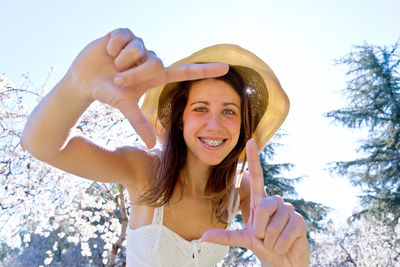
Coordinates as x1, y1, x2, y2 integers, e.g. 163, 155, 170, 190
202, 139, 310, 267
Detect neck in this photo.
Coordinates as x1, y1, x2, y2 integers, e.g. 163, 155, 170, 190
181, 154, 212, 196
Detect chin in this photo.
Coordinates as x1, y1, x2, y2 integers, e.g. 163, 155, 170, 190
199, 154, 228, 167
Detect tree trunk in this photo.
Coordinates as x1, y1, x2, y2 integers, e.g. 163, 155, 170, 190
109, 184, 129, 266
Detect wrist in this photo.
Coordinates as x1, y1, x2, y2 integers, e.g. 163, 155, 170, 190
63, 68, 96, 105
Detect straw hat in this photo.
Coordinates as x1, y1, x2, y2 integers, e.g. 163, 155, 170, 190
141, 44, 289, 154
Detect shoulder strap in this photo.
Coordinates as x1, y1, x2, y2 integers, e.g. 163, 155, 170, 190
151, 206, 164, 225
227, 188, 240, 223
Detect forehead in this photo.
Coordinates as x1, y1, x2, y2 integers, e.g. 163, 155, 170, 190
188, 79, 241, 103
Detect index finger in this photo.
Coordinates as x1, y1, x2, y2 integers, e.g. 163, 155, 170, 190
165, 62, 229, 84
246, 139, 266, 210
115, 101, 156, 149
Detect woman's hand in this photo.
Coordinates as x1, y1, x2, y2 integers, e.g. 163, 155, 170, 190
68, 28, 228, 148
202, 139, 310, 267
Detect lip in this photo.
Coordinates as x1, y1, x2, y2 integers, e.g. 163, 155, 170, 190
198, 137, 227, 150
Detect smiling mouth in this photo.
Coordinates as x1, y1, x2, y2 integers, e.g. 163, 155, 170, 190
199, 138, 226, 147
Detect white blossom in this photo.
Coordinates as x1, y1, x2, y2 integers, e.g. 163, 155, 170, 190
81, 242, 92, 257
9, 234, 21, 248
103, 242, 112, 251
52, 241, 58, 251
44, 257, 53, 265
310, 216, 400, 266
1, 73, 135, 265
51, 222, 59, 230
67, 235, 79, 245
23, 233, 31, 243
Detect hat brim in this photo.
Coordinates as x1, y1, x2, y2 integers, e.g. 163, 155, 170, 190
141, 44, 289, 154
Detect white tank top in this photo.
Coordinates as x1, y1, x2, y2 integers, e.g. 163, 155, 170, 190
126, 190, 240, 267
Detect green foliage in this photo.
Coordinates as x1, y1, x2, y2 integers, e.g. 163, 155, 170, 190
326, 40, 400, 221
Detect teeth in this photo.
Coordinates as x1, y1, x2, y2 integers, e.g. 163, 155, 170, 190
201, 138, 224, 147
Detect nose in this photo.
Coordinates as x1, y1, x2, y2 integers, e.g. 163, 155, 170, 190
205, 113, 222, 130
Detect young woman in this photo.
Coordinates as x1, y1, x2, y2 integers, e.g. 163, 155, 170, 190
21, 28, 310, 266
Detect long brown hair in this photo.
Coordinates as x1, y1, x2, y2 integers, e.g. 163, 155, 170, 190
137, 68, 256, 224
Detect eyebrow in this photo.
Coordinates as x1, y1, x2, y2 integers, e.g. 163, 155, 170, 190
191, 101, 240, 109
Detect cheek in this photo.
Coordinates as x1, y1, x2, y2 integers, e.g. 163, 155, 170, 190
233, 117, 242, 133
181, 109, 189, 131
182, 113, 193, 133
182, 114, 198, 141
228, 119, 242, 143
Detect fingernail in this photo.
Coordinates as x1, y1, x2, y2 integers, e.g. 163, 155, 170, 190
114, 76, 125, 86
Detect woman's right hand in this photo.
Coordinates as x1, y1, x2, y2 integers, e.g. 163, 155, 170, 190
68, 28, 228, 148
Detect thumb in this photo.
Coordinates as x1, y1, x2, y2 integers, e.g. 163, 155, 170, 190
201, 228, 246, 248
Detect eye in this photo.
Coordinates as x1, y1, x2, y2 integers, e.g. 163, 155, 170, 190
194, 107, 207, 112
223, 109, 236, 115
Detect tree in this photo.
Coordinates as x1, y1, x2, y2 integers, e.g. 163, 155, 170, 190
325, 40, 400, 222
310, 214, 400, 266
1, 221, 110, 267
0, 71, 132, 266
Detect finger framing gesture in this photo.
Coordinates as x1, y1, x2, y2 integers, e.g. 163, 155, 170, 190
202, 139, 310, 267
70, 28, 229, 148
107, 29, 229, 148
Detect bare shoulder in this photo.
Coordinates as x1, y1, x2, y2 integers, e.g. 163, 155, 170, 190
115, 146, 160, 191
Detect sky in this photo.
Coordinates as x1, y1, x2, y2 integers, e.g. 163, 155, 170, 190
1, 0, 400, 224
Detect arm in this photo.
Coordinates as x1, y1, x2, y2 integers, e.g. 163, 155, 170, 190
20, 32, 152, 188
20, 72, 92, 161
21, 28, 229, 189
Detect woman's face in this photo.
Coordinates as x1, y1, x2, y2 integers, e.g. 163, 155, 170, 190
182, 78, 242, 166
